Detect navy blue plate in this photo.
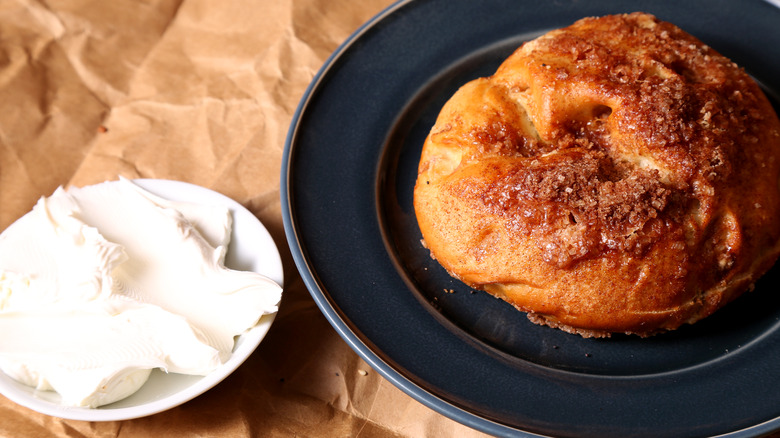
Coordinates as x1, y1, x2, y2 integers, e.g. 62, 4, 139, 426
281, 1, 780, 436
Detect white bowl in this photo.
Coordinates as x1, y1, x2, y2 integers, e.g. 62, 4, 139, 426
0, 179, 284, 421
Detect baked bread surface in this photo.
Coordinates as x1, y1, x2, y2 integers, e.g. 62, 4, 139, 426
413, 12, 780, 337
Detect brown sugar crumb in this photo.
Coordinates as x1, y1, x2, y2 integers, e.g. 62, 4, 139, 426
443, 11, 765, 268
474, 148, 683, 267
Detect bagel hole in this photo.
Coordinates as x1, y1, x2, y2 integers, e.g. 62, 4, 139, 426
669, 59, 712, 84
591, 104, 612, 120
641, 64, 667, 79
508, 86, 542, 143
709, 210, 740, 272
689, 198, 703, 223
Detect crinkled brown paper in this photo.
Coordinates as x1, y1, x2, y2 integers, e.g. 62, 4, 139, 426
0, 0, 492, 437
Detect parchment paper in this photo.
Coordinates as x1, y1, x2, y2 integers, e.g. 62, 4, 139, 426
0, 0, 493, 436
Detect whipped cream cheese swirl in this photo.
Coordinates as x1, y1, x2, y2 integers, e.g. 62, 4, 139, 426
0, 179, 282, 407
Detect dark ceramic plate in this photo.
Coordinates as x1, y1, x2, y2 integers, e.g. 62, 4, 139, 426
281, 1, 780, 436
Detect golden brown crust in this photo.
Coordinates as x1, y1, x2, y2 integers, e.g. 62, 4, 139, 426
413, 13, 780, 337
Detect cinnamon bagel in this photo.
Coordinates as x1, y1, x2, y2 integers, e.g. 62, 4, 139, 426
413, 12, 780, 337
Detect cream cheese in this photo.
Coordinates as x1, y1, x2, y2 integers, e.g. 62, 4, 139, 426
0, 179, 282, 408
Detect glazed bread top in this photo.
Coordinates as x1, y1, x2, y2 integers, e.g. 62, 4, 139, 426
413, 13, 780, 337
